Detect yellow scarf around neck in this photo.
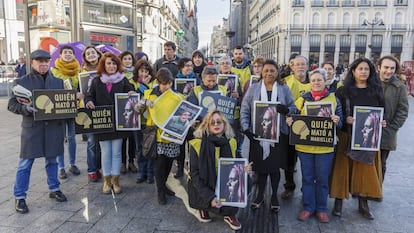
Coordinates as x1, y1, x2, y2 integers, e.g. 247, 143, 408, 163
55, 58, 81, 76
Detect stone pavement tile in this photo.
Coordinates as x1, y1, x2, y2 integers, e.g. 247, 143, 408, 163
121, 217, 161, 233
0, 226, 23, 233
68, 195, 120, 224
86, 213, 133, 233
19, 210, 74, 232
52, 221, 93, 233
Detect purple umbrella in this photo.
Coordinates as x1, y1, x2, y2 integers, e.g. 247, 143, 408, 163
50, 41, 87, 68
95, 44, 121, 55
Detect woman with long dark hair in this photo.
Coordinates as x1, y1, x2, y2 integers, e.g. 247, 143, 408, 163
330, 57, 386, 220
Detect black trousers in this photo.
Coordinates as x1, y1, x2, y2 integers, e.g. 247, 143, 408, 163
256, 171, 281, 201
154, 155, 174, 193
283, 144, 297, 191
122, 136, 136, 164
380, 149, 390, 181
204, 205, 238, 217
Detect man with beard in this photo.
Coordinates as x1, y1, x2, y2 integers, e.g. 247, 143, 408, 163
230, 46, 252, 94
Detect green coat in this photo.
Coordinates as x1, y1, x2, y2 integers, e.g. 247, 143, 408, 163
380, 76, 409, 150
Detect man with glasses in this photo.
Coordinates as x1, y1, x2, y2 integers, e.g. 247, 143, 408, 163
281, 55, 311, 200
187, 66, 227, 107
8, 49, 68, 214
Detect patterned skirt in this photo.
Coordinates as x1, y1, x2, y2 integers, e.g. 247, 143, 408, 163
157, 142, 180, 158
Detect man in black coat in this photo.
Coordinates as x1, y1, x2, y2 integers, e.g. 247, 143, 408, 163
8, 49, 67, 214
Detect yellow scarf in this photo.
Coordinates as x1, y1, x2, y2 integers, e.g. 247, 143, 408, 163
55, 58, 81, 76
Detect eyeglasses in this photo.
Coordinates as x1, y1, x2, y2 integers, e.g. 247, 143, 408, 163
210, 119, 223, 125
220, 62, 231, 65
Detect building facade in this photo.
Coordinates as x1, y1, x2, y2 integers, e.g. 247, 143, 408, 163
248, 0, 414, 66
1, 0, 198, 64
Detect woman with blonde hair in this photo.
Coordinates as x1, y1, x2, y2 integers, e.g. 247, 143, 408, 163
188, 110, 251, 231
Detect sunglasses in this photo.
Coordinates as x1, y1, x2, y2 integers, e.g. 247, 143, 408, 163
210, 119, 223, 125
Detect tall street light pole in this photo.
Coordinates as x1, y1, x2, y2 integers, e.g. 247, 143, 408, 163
362, 17, 384, 61
225, 0, 235, 55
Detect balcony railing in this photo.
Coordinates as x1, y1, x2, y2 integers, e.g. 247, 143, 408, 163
292, 1, 304, 7
341, 0, 355, 7
311, 1, 324, 7
289, 24, 392, 31
394, 0, 408, 6
373, 0, 387, 6
327, 1, 339, 7
358, 1, 371, 7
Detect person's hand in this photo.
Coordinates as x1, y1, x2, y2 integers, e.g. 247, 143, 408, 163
230, 91, 239, 99
211, 198, 222, 208
381, 120, 387, 128
146, 99, 154, 108
346, 116, 354, 125
276, 104, 289, 115
331, 114, 340, 124
16, 97, 30, 104
244, 162, 253, 174
243, 130, 258, 141
76, 92, 84, 100
134, 99, 146, 112
286, 116, 293, 126
25, 103, 37, 113
128, 91, 136, 96
85, 101, 95, 109
143, 75, 152, 84
189, 120, 198, 127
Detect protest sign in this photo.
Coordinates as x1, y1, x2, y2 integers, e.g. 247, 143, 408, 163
162, 100, 202, 138
289, 115, 335, 147
75, 105, 115, 134
114, 93, 141, 131
217, 74, 238, 97
174, 78, 196, 95
199, 91, 237, 124
78, 71, 98, 95
253, 101, 280, 143
33, 89, 77, 121
351, 106, 384, 151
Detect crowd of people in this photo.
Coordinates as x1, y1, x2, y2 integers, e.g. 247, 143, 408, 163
7, 40, 410, 231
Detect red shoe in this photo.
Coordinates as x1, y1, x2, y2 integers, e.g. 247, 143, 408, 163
88, 173, 98, 182
298, 210, 312, 221
196, 210, 212, 223
316, 212, 330, 223
224, 215, 241, 230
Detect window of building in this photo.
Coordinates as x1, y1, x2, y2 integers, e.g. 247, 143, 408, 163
395, 12, 403, 24
328, 13, 335, 28
391, 35, 403, 53
343, 12, 351, 26
293, 13, 301, 25
358, 12, 367, 25
16, 0, 24, 20
312, 13, 320, 26
0, 0, 4, 19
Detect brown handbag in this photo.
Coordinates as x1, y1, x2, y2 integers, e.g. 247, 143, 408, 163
142, 126, 157, 159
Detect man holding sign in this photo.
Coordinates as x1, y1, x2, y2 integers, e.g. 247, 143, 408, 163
8, 49, 68, 214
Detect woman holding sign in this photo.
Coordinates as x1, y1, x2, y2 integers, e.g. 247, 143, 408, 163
134, 68, 183, 205
85, 53, 135, 194
188, 110, 251, 230
330, 58, 386, 220
240, 59, 295, 213
286, 68, 343, 223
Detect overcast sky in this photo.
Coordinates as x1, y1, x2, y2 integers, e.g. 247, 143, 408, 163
197, 0, 230, 49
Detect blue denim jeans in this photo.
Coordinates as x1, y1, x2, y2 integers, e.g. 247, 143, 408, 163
99, 139, 123, 176
134, 130, 154, 179
14, 157, 60, 199
298, 152, 334, 213
86, 133, 101, 173
57, 118, 77, 169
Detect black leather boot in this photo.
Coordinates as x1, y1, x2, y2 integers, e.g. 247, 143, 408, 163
332, 199, 342, 217
358, 197, 374, 220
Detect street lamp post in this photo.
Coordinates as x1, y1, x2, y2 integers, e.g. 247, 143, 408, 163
362, 17, 384, 61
